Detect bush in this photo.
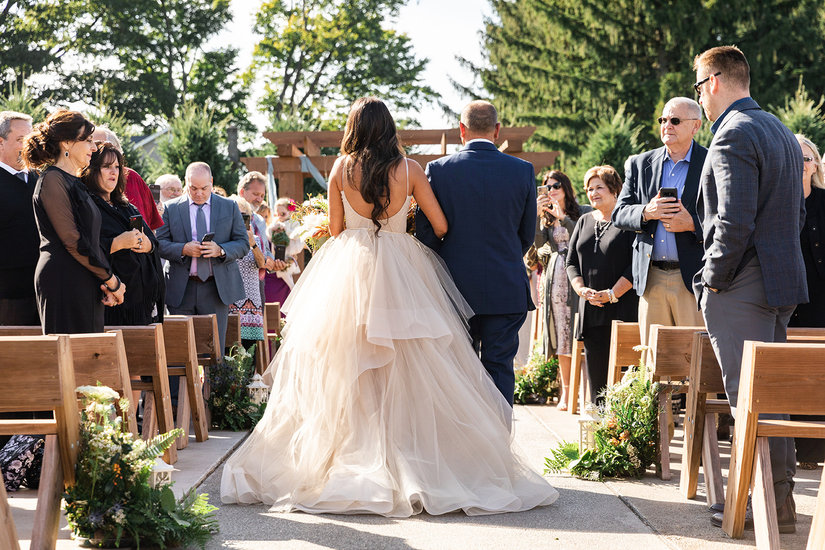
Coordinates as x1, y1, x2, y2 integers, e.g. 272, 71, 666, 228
86, 96, 153, 178
773, 79, 825, 149
514, 351, 559, 404
0, 81, 49, 122
155, 102, 239, 193
207, 344, 266, 431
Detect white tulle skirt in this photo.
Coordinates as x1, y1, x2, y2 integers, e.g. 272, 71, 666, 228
220, 228, 558, 517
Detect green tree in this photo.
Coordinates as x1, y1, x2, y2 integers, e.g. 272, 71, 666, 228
772, 79, 825, 148
85, 96, 153, 178
154, 102, 239, 194
249, 0, 438, 127
52, 0, 247, 130
0, 82, 50, 123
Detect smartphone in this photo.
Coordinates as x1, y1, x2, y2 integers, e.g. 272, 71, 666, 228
660, 187, 678, 199
242, 213, 251, 229
148, 184, 161, 202
537, 184, 550, 195
274, 244, 286, 261
129, 215, 144, 231
201, 232, 215, 243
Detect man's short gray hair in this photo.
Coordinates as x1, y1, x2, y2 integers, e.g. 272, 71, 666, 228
664, 97, 702, 120
155, 173, 182, 188
0, 111, 33, 139
185, 161, 212, 181
93, 125, 123, 153
238, 171, 267, 191
460, 100, 498, 134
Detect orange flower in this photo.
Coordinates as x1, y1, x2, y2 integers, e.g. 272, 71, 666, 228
620, 430, 630, 441
610, 438, 620, 447
607, 418, 618, 430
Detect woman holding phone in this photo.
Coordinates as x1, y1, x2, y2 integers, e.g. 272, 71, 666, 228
534, 170, 591, 410
82, 143, 165, 325
228, 195, 267, 349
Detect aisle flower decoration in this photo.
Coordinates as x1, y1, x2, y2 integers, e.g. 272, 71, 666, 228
406, 197, 418, 234
543, 345, 660, 480
291, 195, 331, 253
207, 344, 266, 431
514, 349, 559, 404
64, 386, 217, 548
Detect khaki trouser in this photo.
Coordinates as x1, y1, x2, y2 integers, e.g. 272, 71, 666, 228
638, 265, 705, 346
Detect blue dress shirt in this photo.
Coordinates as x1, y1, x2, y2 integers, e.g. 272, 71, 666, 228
652, 142, 695, 262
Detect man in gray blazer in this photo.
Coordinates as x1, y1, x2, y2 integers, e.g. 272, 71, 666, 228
693, 46, 807, 532
613, 97, 706, 346
157, 162, 250, 352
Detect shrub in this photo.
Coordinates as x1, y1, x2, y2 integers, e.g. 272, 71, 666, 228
514, 351, 559, 404
207, 344, 266, 431
773, 79, 825, 149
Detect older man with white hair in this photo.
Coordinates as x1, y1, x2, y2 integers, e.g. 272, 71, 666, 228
156, 173, 183, 203
613, 97, 708, 345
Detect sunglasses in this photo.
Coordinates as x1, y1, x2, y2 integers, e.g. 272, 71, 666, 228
803, 156, 815, 163
694, 71, 722, 95
546, 182, 563, 190
657, 117, 699, 126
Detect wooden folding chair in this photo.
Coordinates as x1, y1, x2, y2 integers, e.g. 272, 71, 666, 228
265, 302, 282, 355
255, 308, 270, 375
810, 465, 825, 550
567, 335, 586, 414
225, 313, 242, 353
722, 341, 825, 546
106, 324, 177, 464
0, 326, 41, 336
161, 316, 209, 449
0, 478, 19, 550
606, 320, 641, 387
646, 324, 704, 480
0, 335, 79, 550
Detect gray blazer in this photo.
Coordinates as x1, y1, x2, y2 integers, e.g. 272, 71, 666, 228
613, 143, 707, 295
693, 97, 808, 307
156, 193, 250, 308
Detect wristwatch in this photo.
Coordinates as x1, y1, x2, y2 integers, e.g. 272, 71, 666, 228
219, 247, 226, 259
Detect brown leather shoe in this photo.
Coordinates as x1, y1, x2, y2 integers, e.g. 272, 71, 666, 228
776, 493, 796, 534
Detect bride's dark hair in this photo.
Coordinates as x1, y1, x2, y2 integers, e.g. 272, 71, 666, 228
340, 97, 404, 233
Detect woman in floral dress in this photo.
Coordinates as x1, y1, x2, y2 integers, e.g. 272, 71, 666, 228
228, 196, 266, 346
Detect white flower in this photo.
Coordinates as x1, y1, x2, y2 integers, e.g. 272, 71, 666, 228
76, 385, 120, 402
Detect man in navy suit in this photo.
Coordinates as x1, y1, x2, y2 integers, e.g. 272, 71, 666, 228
416, 100, 537, 406
613, 97, 707, 346
693, 46, 807, 532
157, 162, 249, 352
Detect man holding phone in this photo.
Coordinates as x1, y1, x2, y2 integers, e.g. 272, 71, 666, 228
613, 96, 707, 345
156, 162, 249, 352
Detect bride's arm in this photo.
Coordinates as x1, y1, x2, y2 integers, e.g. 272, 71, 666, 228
409, 161, 448, 238
328, 158, 345, 237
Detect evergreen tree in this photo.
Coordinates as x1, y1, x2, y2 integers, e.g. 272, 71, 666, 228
154, 103, 239, 194
773, 79, 825, 149
0, 82, 50, 123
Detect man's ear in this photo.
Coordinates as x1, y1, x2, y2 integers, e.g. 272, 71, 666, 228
492, 122, 501, 141
459, 122, 467, 144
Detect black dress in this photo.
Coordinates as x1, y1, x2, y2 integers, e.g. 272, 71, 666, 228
566, 211, 638, 400
32, 167, 112, 333
90, 195, 165, 326
788, 187, 825, 464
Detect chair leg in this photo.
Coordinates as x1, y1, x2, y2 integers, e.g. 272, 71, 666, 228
30, 435, 63, 550
142, 392, 159, 440
681, 387, 707, 499
151, 374, 178, 465
175, 381, 191, 450
752, 436, 780, 550
808, 462, 825, 550
568, 344, 581, 414
722, 410, 758, 538
702, 413, 725, 508
657, 387, 672, 480
184, 364, 208, 443
0, 472, 20, 550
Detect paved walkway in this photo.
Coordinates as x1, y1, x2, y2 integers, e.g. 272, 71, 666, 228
9, 406, 820, 549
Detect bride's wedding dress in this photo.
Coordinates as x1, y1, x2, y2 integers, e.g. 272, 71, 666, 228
221, 163, 558, 516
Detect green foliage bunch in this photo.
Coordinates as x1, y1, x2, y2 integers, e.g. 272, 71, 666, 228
773, 80, 825, 149
545, 348, 660, 480
207, 344, 266, 431
0, 82, 50, 123
64, 386, 217, 548
155, 102, 239, 193
514, 350, 559, 405
86, 97, 152, 177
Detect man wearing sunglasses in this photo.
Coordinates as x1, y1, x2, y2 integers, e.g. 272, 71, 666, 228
612, 97, 707, 349
692, 45, 807, 534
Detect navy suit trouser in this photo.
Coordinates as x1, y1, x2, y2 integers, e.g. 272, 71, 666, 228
469, 312, 527, 406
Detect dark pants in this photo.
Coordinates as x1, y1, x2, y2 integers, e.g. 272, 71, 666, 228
701, 257, 796, 505
582, 324, 612, 405
469, 312, 527, 406
0, 296, 40, 326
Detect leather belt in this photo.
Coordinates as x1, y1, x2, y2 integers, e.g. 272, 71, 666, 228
651, 260, 680, 271
189, 275, 214, 282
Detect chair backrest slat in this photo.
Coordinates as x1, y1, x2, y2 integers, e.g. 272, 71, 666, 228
189, 314, 221, 363
265, 302, 281, 336
648, 325, 704, 378
106, 324, 167, 376
742, 341, 825, 416
161, 316, 198, 365
609, 320, 641, 369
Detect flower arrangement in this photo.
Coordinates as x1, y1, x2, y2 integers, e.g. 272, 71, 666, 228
291, 195, 331, 253
406, 197, 418, 234
63, 386, 217, 548
207, 344, 266, 431
269, 221, 292, 247
544, 346, 660, 480
514, 350, 559, 405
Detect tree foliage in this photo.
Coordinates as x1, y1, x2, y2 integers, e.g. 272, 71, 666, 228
250, 0, 438, 128
773, 79, 825, 148
475, 0, 825, 160
154, 102, 239, 194
0, 81, 50, 123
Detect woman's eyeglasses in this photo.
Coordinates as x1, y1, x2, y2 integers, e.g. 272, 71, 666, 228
657, 117, 699, 126
544, 182, 563, 190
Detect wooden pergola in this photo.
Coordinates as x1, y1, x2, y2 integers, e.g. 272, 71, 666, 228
241, 127, 559, 200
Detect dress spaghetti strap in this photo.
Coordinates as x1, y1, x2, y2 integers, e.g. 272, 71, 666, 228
404, 157, 410, 196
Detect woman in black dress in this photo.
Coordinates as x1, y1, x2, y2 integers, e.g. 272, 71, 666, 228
789, 134, 825, 469
82, 143, 164, 325
566, 165, 638, 403
22, 110, 125, 333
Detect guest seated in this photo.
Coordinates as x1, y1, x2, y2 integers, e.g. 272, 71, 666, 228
82, 143, 165, 325
566, 166, 638, 404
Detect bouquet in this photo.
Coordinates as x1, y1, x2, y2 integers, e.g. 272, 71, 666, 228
406, 197, 418, 235
64, 386, 217, 548
291, 195, 331, 253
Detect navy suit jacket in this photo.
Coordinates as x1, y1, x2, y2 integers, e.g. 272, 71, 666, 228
416, 140, 537, 315
156, 193, 250, 308
694, 98, 807, 307
612, 142, 707, 295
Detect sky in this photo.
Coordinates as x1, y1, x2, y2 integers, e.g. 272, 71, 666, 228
211, 0, 492, 137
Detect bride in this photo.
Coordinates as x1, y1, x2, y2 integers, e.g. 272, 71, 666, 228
220, 97, 558, 517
